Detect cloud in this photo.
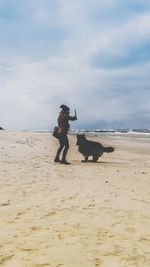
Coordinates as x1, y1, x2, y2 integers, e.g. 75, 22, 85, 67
0, 0, 150, 130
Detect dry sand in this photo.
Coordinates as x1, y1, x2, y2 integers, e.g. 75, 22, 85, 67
0, 131, 150, 267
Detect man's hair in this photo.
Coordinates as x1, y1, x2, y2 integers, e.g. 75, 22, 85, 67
60, 105, 69, 111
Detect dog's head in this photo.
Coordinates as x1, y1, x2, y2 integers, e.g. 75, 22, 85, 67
76, 134, 86, 146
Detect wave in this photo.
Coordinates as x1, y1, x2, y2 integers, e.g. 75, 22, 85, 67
70, 129, 150, 140
71, 128, 150, 134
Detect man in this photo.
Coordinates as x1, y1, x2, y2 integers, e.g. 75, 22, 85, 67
54, 105, 77, 164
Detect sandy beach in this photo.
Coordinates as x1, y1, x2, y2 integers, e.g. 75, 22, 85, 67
0, 131, 150, 267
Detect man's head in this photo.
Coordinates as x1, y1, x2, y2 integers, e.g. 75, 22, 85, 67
60, 104, 70, 112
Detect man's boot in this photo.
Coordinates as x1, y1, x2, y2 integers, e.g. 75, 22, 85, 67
61, 157, 70, 165
54, 156, 61, 163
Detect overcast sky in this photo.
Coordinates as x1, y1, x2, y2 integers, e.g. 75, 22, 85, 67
0, 0, 150, 130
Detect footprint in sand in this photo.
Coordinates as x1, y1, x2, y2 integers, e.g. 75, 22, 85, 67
0, 254, 14, 265
45, 211, 57, 217
58, 233, 63, 240
138, 237, 150, 244
0, 200, 10, 206
31, 226, 42, 231
101, 256, 121, 267
15, 211, 26, 219
94, 257, 102, 266
34, 264, 50, 267
20, 247, 38, 252
125, 227, 136, 233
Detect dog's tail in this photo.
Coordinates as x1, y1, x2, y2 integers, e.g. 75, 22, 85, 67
103, 146, 114, 153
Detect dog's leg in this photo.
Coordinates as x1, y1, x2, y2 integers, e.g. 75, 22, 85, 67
81, 155, 88, 162
98, 151, 103, 157
92, 154, 99, 162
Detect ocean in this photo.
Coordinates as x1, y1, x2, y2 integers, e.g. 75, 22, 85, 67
70, 129, 150, 140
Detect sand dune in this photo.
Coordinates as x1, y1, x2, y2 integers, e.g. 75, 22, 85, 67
0, 131, 150, 267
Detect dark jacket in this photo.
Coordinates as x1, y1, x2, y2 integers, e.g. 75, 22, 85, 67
57, 111, 77, 134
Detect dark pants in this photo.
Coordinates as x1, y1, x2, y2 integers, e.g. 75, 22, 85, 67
55, 133, 69, 161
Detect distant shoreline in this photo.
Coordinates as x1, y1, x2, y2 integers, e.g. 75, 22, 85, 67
1, 129, 150, 141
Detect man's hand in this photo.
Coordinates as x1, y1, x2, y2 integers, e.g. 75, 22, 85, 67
74, 109, 77, 120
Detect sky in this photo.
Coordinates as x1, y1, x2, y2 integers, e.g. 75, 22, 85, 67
0, 0, 150, 130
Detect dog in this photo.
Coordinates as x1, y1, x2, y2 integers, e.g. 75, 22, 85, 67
76, 134, 114, 162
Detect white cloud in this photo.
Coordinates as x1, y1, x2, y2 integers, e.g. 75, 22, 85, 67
0, 1, 150, 129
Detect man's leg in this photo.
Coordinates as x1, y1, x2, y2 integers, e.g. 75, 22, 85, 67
61, 134, 70, 164
54, 134, 64, 162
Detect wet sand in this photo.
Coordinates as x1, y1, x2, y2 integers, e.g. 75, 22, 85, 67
0, 131, 150, 267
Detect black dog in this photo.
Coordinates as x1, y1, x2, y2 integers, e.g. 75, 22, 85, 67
76, 134, 114, 162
